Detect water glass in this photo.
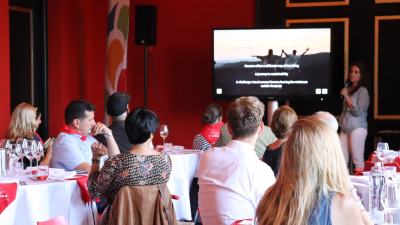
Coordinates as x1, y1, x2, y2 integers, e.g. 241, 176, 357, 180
37, 165, 49, 177
3, 169, 15, 178
386, 166, 397, 179
381, 182, 400, 224
14, 162, 23, 176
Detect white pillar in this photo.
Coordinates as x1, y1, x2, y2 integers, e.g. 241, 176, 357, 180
267, 101, 278, 127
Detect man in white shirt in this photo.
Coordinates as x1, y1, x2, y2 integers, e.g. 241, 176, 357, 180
51, 100, 120, 174
198, 96, 276, 225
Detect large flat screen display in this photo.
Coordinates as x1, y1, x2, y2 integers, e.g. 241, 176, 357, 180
212, 28, 332, 100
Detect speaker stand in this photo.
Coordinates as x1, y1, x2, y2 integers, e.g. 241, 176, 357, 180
144, 46, 148, 108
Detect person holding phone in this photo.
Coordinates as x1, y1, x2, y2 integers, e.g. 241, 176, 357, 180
51, 100, 120, 174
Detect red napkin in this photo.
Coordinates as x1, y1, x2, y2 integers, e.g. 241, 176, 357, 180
59, 124, 87, 142
67, 175, 90, 204
0, 183, 18, 215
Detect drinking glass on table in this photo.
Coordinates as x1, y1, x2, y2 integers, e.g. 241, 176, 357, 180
381, 182, 400, 224
35, 142, 44, 167
10, 144, 21, 170
14, 162, 22, 176
25, 140, 37, 177
17, 138, 27, 163
376, 142, 389, 167
160, 125, 169, 145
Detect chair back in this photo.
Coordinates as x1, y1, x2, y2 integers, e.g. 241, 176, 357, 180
37, 215, 69, 225
364, 161, 400, 172
108, 183, 177, 225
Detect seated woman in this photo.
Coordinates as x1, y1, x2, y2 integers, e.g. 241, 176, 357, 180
88, 107, 172, 225
5, 103, 52, 168
262, 106, 297, 177
256, 118, 373, 225
193, 103, 223, 151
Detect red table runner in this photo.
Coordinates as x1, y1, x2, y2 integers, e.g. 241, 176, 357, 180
0, 183, 18, 215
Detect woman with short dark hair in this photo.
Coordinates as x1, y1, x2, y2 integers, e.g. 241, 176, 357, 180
88, 107, 172, 225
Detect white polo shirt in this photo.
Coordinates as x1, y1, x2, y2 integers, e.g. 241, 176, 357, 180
51, 132, 98, 171
198, 140, 275, 225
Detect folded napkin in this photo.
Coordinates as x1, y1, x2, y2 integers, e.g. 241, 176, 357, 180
66, 175, 90, 204
350, 176, 369, 185
49, 171, 76, 179
0, 178, 19, 184
49, 168, 65, 175
0, 183, 18, 215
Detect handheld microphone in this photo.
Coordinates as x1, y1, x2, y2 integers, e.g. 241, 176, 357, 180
341, 79, 351, 98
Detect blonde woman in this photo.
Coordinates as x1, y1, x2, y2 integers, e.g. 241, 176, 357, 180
262, 105, 297, 177
5, 103, 52, 168
255, 118, 372, 225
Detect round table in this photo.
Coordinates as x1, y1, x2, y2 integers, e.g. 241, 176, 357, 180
166, 150, 203, 221
0, 174, 97, 225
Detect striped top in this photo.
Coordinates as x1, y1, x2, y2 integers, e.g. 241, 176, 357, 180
193, 134, 212, 151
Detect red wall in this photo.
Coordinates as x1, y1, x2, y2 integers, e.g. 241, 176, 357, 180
48, 0, 254, 147
0, 0, 10, 137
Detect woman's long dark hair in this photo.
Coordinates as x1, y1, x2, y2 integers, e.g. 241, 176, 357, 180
349, 62, 371, 95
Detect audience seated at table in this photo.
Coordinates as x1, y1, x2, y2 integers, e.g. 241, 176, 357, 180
198, 96, 276, 225
311, 111, 339, 132
88, 107, 174, 225
262, 105, 297, 177
95, 92, 132, 153
255, 118, 373, 225
193, 103, 224, 151
5, 103, 52, 168
51, 100, 120, 174
213, 109, 277, 160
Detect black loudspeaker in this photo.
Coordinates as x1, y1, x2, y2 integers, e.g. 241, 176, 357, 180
135, 5, 157, 46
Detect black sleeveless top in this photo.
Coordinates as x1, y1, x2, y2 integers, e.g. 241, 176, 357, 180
262, 144, 283, 177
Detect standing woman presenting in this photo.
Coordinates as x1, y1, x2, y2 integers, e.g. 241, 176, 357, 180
339, 62, 370, 170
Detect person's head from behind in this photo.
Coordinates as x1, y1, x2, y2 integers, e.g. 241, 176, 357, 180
268, 49, 273, 56
271, 106, 297, 140
202, 103, 223, 126
311, 111, 338, 132
107, 92, 130, 121
125, 107, 159, 145
293, 49, 297, 55
64, 100, 96, 135
227, 96, 265, 140
5, 103, 39, 140
256, 119, 350, 224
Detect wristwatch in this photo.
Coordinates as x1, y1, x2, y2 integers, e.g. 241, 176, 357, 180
92, 158, 101, 164
104, 131, 113, 138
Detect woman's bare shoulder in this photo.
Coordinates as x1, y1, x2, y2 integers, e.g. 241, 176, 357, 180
331, 193, 364, 225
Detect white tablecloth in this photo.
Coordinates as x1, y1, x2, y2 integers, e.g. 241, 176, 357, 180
0, 175, 98, 225
166, 150, 202, 221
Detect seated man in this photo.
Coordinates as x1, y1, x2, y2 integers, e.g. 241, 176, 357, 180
95, 92, 132, 153
198, 96, 276, 225
51, 100, 120, 174
213, 122, 277, 159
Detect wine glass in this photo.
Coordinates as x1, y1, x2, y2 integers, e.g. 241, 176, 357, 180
376, 142, 389, 167
35, 142, 44, 167
0, 139, 12, 162
10, 144, 21, 172
17, 138, 27, 163
159, 125, 169, 145
381, 182, 400, 224
25, 140, 37, 177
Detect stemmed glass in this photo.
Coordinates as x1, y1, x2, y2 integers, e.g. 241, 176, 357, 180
35, 142, 44, 167
159, 125, 169, 145
17, 138, 27, 163
0, 139, 12, 164
381, 182, 400, 224
376, 142, 389, 167
25, 140, 37, 177
10, 144, 21, 173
